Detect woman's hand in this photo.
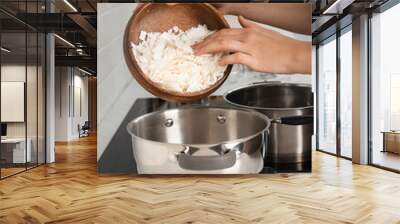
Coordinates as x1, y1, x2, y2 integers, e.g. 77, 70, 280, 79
192, 16, 311, 74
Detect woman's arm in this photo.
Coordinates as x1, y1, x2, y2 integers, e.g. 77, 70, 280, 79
193, 16, 311, 74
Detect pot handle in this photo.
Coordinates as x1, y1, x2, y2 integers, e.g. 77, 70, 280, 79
274, 115, 313, 125
176, 144, 240, 170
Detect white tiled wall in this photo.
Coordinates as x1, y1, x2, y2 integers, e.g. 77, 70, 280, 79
97, 3, 312, 159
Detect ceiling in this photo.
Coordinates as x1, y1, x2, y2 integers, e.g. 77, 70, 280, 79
311, 0, 391, 44
0, 0, 99, 73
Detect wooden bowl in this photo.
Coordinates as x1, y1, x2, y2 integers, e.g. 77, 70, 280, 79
124, 3, 232, 102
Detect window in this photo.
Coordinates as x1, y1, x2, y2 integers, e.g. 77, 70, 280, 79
339, 28, 352, 158
316, 25, 353, 159
317, 36, 337, 154
370, 2, 400, 171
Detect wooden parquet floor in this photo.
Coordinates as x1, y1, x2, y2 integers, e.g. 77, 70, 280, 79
1, 134, 400, 224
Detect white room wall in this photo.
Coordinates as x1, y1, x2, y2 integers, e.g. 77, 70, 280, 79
1, 64, 38, 138
71, 70, 89, 138
55, 67, 89, 141
55, 66, 70, 141
1, 65, 26, 143
97, 3, 312, 160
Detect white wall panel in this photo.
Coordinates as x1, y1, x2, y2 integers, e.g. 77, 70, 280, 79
1, 82, 25, 122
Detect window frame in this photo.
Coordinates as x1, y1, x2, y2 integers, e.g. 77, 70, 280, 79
315, 23, 353, 160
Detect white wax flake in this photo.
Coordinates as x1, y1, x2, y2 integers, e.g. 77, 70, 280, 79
131, 24, 227, 93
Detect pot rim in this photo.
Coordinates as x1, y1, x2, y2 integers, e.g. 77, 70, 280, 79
126, 105, 270, 148
223, 82, 314, 111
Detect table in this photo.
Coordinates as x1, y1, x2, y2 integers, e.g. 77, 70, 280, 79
382, 131, 400, 154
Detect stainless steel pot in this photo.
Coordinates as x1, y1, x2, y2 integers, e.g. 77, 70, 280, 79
224, 82, 313, 165
127, 106, 270, 174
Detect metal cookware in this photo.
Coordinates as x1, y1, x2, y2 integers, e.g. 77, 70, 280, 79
224, 82, 314, 166
127, 106, 270, 174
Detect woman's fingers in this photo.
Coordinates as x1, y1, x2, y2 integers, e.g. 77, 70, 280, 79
193, 34, 245, 52
193, 38, 247, 55
192, 28, 251, 55
192, 28, 244, 48
219, 52, 254, 67
192, 18, 262, 56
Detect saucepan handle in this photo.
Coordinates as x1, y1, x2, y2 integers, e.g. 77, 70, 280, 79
176, 144, 240, 170
274, 115, 313, 125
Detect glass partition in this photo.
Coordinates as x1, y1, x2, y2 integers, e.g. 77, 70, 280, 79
27, 31, 38, 169
1, 31, 28, 177
26, 0, 41, 169
0, 1, 46, 179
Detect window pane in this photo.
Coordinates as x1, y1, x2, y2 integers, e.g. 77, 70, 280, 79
318, 38, 337, 154
340, 29, 352, 158
371, 3, 400, 171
